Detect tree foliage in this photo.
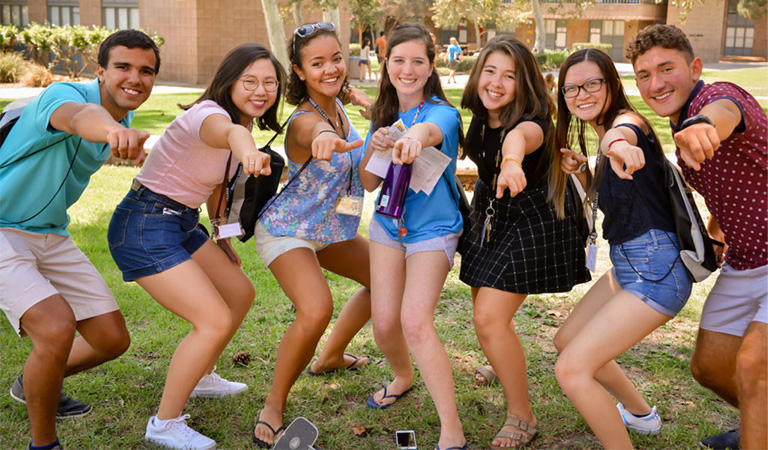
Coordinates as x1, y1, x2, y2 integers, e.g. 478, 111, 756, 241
737, 0, 767, 19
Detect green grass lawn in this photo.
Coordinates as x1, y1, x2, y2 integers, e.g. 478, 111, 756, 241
0, 69, 758, 448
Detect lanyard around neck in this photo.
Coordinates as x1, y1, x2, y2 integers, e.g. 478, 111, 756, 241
482, 122, 507, 191
308, 97, 346, 139
409, 99, 426, 127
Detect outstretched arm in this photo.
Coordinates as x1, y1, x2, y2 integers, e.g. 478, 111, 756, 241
495, 121, 543, 198
674, 99, 742, 171
49, 101, 150, 165
199, 113, 271, 177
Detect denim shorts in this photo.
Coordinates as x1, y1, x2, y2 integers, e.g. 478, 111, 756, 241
610, 229, 692, 317
369, 219, 460, 269
108, 180, 209, 282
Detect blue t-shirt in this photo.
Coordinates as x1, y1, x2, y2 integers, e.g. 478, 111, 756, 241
365, 98, 463, 243
447, 43, 462, 62
0, 80, 132, 235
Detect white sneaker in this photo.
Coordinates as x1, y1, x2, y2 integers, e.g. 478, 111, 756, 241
145, 415, 216, 449
617, 402, 661, 435
190, 371, 248, 398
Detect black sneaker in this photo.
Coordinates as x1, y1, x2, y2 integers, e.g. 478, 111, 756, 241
699, 428, 740, 450
11, 375, 92, 419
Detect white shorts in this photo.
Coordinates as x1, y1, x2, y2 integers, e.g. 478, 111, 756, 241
0, 228, 118, 336
253, 222, 330, 267
699, 262, 768, 337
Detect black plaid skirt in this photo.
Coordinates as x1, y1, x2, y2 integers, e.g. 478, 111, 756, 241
459, 178, 591, 294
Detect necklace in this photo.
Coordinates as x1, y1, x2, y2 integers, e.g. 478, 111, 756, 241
308, 97, 346, 139
479, 122, 507, 247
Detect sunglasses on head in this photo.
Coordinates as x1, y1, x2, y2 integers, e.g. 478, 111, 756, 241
292, 22, 336, 54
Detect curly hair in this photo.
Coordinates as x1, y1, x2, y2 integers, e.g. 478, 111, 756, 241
285, 25, 350, 106
625, 24, 694, 64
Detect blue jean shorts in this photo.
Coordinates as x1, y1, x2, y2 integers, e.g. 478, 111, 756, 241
610, 229, 692, 317
108, 180, 209, 282
369, 218, 460, 269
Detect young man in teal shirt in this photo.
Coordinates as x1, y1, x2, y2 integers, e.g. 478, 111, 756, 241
0, 29, 159, 450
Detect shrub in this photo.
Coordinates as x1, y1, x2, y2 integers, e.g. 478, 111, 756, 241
536, 50, 570, 70
435, 55, 477, 73
571, 42, 612, 55
0, 24, 19, 51
20, 61, 52, 87
349, 43, 361, 56
0, 51, 25, 82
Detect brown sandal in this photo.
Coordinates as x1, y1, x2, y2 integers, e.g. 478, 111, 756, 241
491, 416, 537, 449
474, 365, 498, 386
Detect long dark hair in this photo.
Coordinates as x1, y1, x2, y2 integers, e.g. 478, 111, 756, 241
372, 23, 464, 155
551, 48, 660, 218
181, 43, 285, 133
286, 25, 350, 106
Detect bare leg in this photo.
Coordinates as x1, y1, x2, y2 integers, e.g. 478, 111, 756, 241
136, 243, 239, 420
311, 235, 372, 374
401, 251, 465, 449
554, 271, 654, 415
65, 310, 130, 376
368, 242, 413, 407
737, 321, 767, 449
255, 248, 335, 446
473, 287, 537, 447
690, 328, 740, 407
555, 290, 670, 449
19, 296, 76, 446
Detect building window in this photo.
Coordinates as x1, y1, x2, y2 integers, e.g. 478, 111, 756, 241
589, 19, 624, 61
724, 0, 754, 56
48, 0, 80, 26
103, 0, 139, 30
545, 19, 567, 50
0, 0, 28, 27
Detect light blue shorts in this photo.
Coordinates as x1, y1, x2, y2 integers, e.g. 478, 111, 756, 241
610, 229, 692, 317
368, 219, 460, 269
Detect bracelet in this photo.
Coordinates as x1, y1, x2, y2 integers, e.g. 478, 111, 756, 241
680, 114, 714, 130
608, 138, 628, 151
317, 129, 339, 138
501, 156, 522, 169
401, 136, 416, 141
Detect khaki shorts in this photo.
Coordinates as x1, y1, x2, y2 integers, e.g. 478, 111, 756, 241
0, 228, 118, 336
253, 222, 330, 267
699, 262, 768, 337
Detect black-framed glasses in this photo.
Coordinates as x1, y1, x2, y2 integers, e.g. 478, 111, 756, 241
240, 76, 279, 92
561, 78, 605, 98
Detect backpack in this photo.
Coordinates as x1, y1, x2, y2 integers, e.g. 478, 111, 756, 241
0, 96, 36, 146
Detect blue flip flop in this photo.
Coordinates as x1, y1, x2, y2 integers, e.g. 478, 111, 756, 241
252, 419, 284, 448
366, 383, 412, 410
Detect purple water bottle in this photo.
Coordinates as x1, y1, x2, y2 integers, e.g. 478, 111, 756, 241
376, 162, 412, 219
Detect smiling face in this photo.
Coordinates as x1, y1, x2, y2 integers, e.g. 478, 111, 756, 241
293, 34, 345, 100
562, 61, 609, 128
477, 51, 517, 123
633, 46, 702, 123
230, 58, 278, 126
387, 39, 434, 110
97, 45, 157, 120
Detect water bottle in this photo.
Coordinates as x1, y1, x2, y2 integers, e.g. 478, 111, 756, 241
376, 163, 412, 219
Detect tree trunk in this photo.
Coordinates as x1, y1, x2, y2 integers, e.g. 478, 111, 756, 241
322, 7, 341, 27
474, 21, 482, 53
530, 0, 545, 53
292, 0, 303, 27
261, 0, 289, 69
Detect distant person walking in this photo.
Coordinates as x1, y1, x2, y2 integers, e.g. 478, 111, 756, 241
445, 37, 463, 84
375, 31, 387, 64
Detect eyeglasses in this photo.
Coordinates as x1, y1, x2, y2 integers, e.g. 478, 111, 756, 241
240, 76, 279, 93
292, 22, 335, 54
561, 78, 605, 98
294, 22, 335, 38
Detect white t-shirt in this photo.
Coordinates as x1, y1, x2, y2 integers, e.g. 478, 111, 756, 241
360, 45, 370, 62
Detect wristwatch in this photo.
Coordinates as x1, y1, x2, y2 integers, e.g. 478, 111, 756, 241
680, 114, 714, 130
577, 162, 588, 173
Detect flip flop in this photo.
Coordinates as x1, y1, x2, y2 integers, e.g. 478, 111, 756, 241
252, 419, 285, 448
366, 383, 412, 410
307, 353, 369, 376
474, 365, 498, 386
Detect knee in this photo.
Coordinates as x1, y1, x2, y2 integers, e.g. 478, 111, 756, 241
690, 352, 720, 388
400, 313, 432, 345
554, 352, 583, 390
99, 327, 131, 361
372, 316, 401, 345
195, 307, 233, 344
736, 346, 767, 390
33, 317, 77, 359
295, 301, 333, 337
473, 306, 501, 343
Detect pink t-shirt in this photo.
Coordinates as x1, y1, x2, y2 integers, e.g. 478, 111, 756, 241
137, 101, 238, 208
675, 81, 768, 270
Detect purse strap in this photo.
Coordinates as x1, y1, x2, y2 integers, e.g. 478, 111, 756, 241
213, 151, 233, 221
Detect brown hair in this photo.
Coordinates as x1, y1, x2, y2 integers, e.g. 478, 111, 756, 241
625, 24, 695, 64
286, 24, 350, 106
551, 48, 661, 218
180, 43, 285, 133
371, 23, 464, 155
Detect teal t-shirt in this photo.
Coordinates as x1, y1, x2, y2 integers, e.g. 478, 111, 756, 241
0, 80, 133, 235
365, 98, 463, 243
